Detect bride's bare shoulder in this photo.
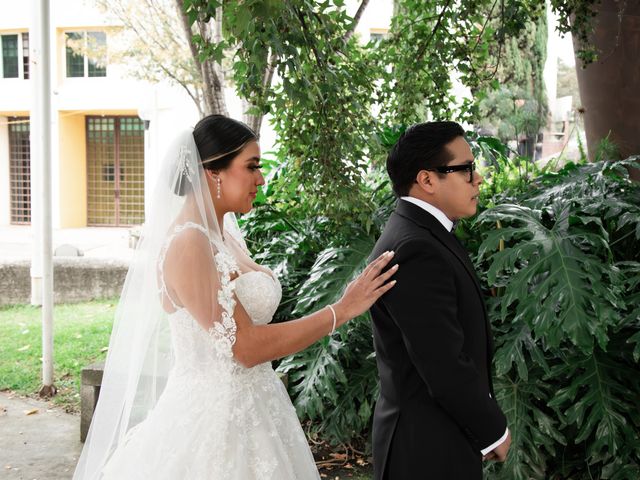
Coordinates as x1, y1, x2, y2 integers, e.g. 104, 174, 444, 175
165, 225, 216, 263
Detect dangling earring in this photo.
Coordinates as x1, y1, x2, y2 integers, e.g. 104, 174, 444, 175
216, 177, 221, 199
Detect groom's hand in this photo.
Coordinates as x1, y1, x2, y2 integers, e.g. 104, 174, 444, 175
483, 431, 511, 462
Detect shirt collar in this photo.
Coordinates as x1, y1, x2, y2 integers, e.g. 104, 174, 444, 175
400, 196, 454, 232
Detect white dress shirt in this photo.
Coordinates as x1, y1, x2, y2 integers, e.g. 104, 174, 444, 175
400, 196, 509, 455
400, 196, 453, 232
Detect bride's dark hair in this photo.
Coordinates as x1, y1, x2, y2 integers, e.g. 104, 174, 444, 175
174, 115, 257, 196
195, 115, 256, 170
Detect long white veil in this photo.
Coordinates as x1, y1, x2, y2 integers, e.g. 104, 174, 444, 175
73, 129, 250, 479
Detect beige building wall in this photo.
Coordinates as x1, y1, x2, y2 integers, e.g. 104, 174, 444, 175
58, 112, 86, 227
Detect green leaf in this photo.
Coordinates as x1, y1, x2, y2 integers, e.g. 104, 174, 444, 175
493, 320, 536, 380
292, 234, 375, 316
478, 202, 620, 352
485, 374, 562, 479
548, 350, 639, 464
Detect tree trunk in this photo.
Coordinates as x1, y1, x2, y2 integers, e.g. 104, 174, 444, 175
573, 0, 640, 180
204, 7, 228, 117
242, 50, 277, 135
201, 56, 228, 116
175, 0, 228, 117
242, 100, 263, 135
343, 0, 371, 42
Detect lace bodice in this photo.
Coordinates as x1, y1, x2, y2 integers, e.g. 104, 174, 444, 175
234, 270, 282, 325
158, 223, 282, 372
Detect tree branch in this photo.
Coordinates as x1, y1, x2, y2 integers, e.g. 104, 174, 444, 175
175, 0, 204, 78
295, 7, 324, 69
244, 49, 278, 134
157, 62, 204, 118
262, 50, 278, 93
413, 0, 453, 65
175, 0, 228, 116
343, 0, 370, 43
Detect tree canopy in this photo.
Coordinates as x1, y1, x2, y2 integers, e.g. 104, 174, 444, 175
181, 0, 602, 220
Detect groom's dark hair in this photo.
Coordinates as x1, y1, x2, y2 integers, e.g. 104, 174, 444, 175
386, 121, 465, 197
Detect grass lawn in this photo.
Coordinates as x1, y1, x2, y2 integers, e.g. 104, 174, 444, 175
0, 299, 116, 412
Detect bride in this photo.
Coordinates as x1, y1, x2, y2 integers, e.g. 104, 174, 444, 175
73, 115, 397, 479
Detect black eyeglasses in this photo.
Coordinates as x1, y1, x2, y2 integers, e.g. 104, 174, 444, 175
426, 162, 476, 183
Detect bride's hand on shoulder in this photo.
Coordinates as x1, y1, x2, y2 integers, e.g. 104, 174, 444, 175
334, 251, 397, 324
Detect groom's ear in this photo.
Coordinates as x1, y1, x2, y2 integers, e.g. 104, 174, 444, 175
416, 170, 437, 194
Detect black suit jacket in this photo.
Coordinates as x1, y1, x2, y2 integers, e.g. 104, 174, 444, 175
370, 200, 506, 480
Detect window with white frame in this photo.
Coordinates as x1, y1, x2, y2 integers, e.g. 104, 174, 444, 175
1, 32, 29, 79
369, 29, 389, 43
65, 31, 107, 78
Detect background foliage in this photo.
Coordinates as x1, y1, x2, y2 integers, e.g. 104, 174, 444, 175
180, 0, 640, 476
247, 144, 640, 478
473, 156, 640, 479
186, 0, 577, 219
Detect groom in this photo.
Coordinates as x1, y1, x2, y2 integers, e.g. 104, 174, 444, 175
369, 121, 510, 479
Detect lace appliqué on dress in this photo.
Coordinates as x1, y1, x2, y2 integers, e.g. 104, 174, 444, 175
208, 250, 240, 358
158, 222, 241, 359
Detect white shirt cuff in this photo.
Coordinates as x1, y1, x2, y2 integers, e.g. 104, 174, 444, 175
481, 427, 509, 456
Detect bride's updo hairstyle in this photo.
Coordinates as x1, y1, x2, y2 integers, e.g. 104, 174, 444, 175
174, 114, 257, 196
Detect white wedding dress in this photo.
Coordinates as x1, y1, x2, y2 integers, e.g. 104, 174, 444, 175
100, 223, 321, 480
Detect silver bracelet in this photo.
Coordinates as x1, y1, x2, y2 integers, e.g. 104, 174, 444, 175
327, 304, 337, 336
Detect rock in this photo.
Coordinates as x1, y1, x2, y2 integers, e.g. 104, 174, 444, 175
54, 244, 83, 257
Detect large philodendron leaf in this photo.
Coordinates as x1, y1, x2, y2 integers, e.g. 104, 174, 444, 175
291, 233, 376, 316
477, 202, 623, 353
491, 317, 550, 381
618, 261, 640, 361
306, 316, 380, 442
526, 159, 640, 251
527, 159, 638, 208
484, 374, 564, 480
547, 350, 640, 466
278, 231, 377, 439
279, 315, 380, 443
278, 336, 347, 420
617, 261, 640, 362
601, 457, 640, 480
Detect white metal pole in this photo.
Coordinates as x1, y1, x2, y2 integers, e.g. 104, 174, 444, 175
30, 1, 42, 306
32, 0, 55, 395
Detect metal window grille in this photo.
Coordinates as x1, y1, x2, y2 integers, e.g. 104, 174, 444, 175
117, 118, 145, 224
86, 116, 145, 226
22, 32, 29, 79
9, 117, 31, 224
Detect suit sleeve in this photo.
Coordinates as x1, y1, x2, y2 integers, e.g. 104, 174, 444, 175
382, 239, 507, 452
